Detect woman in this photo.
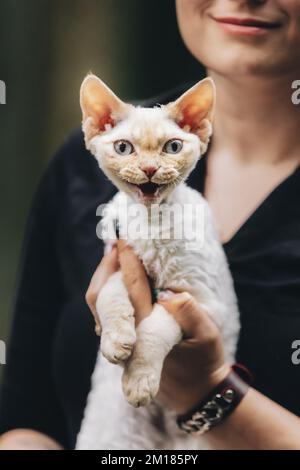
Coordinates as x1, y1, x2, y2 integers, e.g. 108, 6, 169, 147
1, 0, 300, 449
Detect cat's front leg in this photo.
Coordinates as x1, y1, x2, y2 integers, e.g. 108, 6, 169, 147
97, 270, 136, 364
122, 303, 182, 407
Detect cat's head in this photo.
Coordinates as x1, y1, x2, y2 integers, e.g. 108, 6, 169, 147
80, 74, 215, 204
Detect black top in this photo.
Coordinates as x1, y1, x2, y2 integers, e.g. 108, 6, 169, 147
1, 84, 300, 449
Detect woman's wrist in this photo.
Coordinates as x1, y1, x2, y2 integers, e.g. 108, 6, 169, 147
204, 363, 233, 395
177, 363, 251, 435
176, 363, 231, 416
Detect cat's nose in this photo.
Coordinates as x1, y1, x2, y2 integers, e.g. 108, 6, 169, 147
141, 165, 158, 179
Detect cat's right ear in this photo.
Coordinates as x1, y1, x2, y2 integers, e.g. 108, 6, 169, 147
80, 74, 132, 146
166, 77, 216, 154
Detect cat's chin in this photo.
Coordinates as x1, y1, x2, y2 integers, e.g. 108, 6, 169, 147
125, 182, 170, 205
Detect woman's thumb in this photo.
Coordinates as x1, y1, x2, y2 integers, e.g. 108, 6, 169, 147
157, 290, 218, 341
157, 290, 201, 337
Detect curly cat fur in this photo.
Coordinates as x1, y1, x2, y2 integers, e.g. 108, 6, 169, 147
75, 74, 240, 449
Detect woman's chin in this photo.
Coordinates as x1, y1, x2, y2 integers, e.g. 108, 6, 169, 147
205, 40, 290, 78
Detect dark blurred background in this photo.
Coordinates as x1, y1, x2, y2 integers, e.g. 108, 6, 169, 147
0, 0, 204, 374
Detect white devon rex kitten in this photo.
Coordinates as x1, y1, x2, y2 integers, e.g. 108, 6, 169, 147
76, 74, 240, 450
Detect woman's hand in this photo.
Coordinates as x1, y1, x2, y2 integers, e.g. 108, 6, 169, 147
86, 243, 300, 449
85, 241, 153, 330
116, 241, 229, 415
85, 245, 119, 334
156, 290, 230, 415
86, 241, 229, 414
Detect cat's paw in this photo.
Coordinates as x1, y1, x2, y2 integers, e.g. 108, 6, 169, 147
101, 326, 136, 364
122, 366, 160, 407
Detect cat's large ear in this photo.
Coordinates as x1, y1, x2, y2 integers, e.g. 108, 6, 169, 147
80, 74, 132, 146
167, 77, 216, 153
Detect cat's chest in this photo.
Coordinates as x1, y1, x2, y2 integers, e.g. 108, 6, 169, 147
128, 237, 188, 287
127, 228, 216, 292
105, 186, 218, 288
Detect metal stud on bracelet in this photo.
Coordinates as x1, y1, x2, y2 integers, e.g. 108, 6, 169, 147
177, 364, 252, 435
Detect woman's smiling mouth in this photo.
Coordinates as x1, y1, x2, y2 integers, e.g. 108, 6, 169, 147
211, 15, 282, 37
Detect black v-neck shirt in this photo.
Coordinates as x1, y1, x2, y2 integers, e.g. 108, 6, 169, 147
1, 84, 300, 449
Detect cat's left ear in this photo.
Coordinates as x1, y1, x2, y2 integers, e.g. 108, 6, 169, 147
80, 74, 132, 147
167, 77, 216, 153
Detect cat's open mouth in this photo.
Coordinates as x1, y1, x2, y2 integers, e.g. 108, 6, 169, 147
138, 182, 162, 195
128, 182, 167, 200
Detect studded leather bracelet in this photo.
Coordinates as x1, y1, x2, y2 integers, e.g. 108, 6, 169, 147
177, 363, 252, 435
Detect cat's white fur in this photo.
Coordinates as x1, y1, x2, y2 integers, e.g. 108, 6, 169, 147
75, 75, 240, 449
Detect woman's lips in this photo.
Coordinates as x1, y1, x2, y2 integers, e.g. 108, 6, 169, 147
212, 16, 282, 36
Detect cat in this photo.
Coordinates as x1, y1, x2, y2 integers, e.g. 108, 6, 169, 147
75, 74, 240, 449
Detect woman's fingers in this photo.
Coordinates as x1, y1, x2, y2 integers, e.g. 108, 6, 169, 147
157, 290, 225, 371
85, 245, 119, 333
117, 239, 152, 325
86, 240, 152, 333
157, 290, 220, 344
157, 290, 228, 414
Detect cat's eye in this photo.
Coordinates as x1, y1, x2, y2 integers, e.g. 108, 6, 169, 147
163, 139, 183, 154
114, 140, 134, 156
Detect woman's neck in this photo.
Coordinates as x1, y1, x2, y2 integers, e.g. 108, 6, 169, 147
208, 69, 300, 165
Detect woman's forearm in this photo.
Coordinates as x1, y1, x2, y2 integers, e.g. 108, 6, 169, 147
0, 429, 63, 450
206, 387, 300, 450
